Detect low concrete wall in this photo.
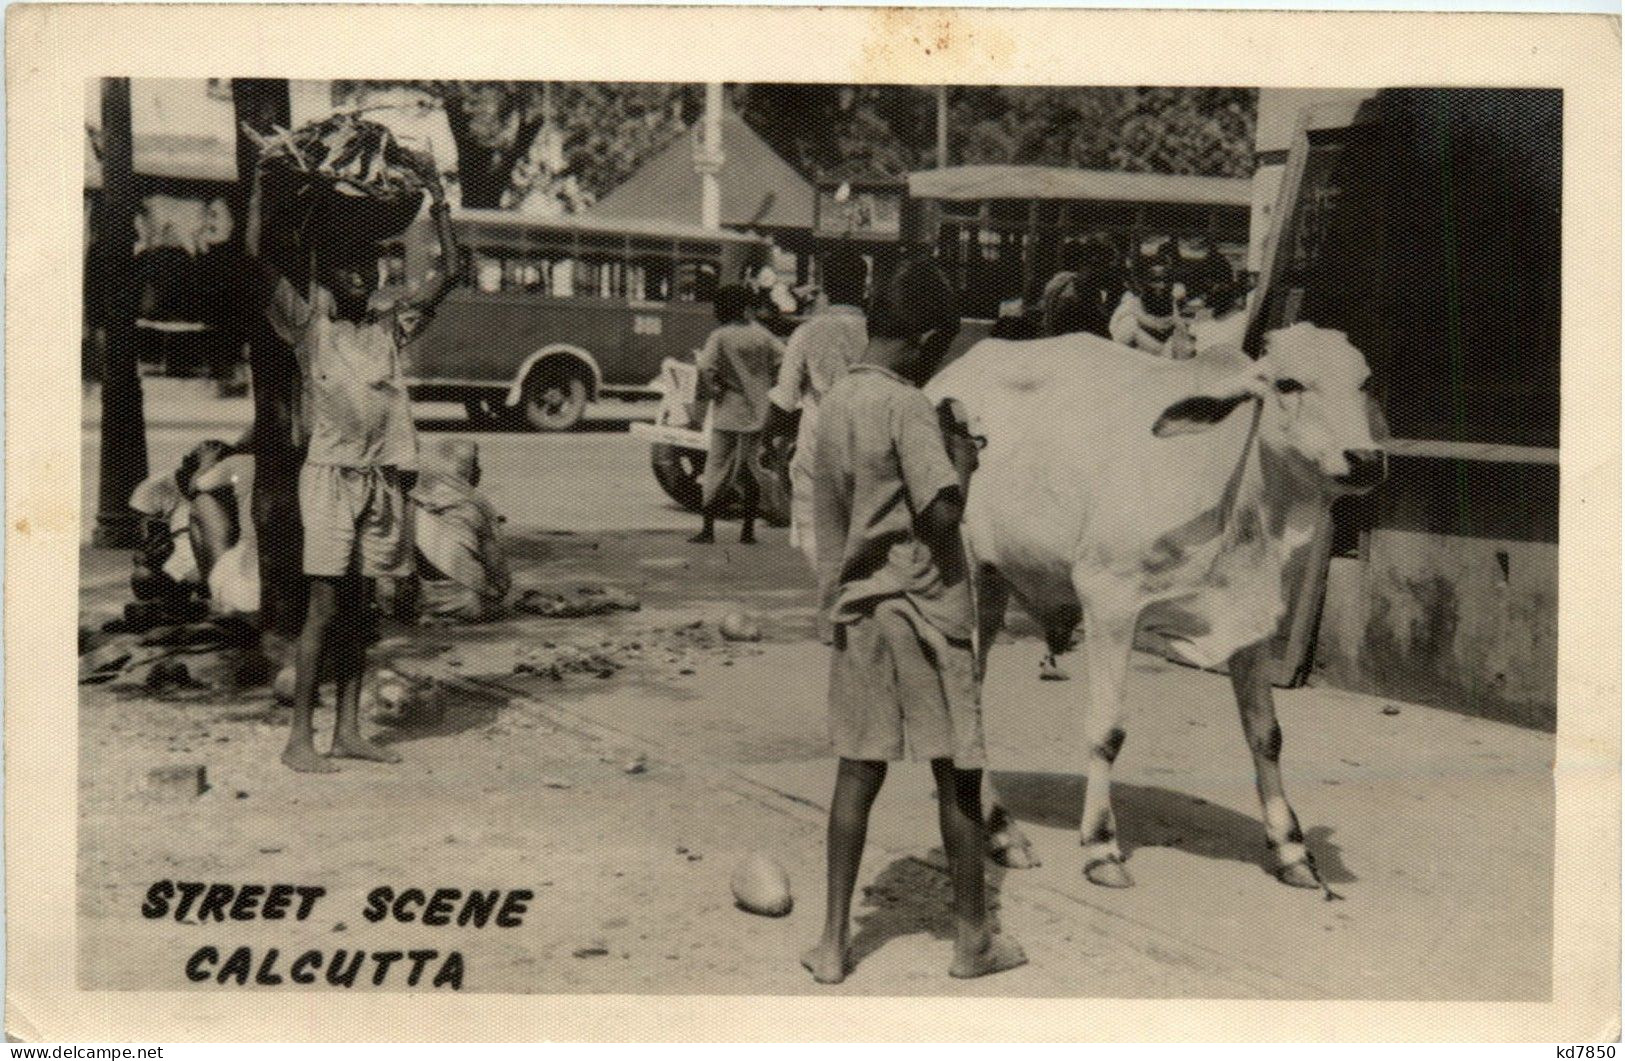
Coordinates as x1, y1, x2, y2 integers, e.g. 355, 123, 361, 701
1312, 455, 1558, 730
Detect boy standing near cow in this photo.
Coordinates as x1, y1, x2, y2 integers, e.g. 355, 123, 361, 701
803, 259, 1027, 984
246, 149, 460, 772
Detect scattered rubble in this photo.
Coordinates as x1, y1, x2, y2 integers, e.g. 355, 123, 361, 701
514, 584, 640, 619
147, 764, 207, 799
718, 612, 763, 642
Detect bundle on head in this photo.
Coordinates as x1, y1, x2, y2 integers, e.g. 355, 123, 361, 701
247, 112, 429, 248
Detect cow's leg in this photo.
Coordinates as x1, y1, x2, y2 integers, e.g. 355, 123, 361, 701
1075, 590, 1136, 888
1039, 603, 1080, 681
972, 563, 1010, 680
1228, 642, 1321, 889
972, 564, 1039, 869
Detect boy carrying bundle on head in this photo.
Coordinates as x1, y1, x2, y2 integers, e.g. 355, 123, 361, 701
803, 259, 1027, 984
246, 144, 461, 773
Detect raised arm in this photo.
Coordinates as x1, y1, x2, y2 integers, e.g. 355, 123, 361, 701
242, 164, 286, 306
403, 152, 461, 318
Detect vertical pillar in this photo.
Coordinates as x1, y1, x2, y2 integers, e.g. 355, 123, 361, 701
697, 82, 725, 231
231, 78, 307, 647
92, 77, 149, 548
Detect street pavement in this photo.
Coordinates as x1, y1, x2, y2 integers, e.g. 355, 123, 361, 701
75, 390, 1554, 1001
81, 379, 679, 538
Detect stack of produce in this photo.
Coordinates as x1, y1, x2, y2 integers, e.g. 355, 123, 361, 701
246, 112, 429, 247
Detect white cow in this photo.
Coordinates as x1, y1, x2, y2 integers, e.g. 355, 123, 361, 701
925, 323, 1387, 890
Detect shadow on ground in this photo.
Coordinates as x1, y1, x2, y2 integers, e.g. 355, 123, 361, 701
989, 771, 1356, 885
846, 853, 1011, 974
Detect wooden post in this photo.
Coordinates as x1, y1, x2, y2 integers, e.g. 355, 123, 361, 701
91, 77, 149, 548
231, 78, 308, 648
936, 85, 950, 169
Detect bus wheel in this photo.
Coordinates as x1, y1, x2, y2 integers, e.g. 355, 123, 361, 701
522, 373, 589, 432
650, 443, 705, 512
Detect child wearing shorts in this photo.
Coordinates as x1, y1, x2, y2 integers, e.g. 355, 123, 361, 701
803, 259, 1027, 984
246, 149, 459, 772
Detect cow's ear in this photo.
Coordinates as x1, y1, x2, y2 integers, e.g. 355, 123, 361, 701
1153, 391, 1258, 437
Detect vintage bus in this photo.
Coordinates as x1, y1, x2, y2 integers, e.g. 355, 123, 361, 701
631, 165, 1255, 516
900, 164, 1254, 324
383, 209, 772, 431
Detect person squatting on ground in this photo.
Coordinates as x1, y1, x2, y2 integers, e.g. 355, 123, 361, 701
246, 148, 460, 773
691, 283, 784, 546
763, 250, 869, 575
129, 438, 239, 612
403, 438, 512, 623
803, 259, 1027, 984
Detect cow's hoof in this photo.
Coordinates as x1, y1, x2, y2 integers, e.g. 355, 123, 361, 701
1276, 860, 1322, 889
1084, 858, 1134, 889
990, 830, 1041, 869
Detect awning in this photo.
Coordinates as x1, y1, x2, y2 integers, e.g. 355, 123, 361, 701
906, 164, 1252, 208
590, 107, 816, 231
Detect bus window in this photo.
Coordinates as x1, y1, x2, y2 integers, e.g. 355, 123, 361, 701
576, 258, 624, 298
674, 259, 719, 303
551, 258, 575, 296
502, 257, 546, 293
632, 257, 672, 301
474, 252, 503, 294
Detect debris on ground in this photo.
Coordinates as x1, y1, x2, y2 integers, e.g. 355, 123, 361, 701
573, 940, 610, 959
1382, 704, 1402, 716
79, 616, 265, 697
731, 852, 794, 917
514, 584, 641, 619
369, 670, 446, 728
513, 642, 624, 681
147, 764, 208, 799
623, 754, 648, 775
719, 612, 763, 642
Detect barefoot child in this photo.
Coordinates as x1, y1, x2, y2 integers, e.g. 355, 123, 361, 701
691, 283, 783, 545
246, 149, 460, 772
802, 259, 1027, 984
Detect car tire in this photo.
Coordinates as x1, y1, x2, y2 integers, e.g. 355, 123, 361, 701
521, 372, 589, 432
650, 443, 708, 512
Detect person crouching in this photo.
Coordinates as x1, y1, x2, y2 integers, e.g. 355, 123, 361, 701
405, 438, 511, 623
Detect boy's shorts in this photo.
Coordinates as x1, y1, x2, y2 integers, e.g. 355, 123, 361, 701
827, 599, 986, 768
299, 463, 414, 579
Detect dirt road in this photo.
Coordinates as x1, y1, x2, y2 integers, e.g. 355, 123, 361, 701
79, 521, 1553, 1000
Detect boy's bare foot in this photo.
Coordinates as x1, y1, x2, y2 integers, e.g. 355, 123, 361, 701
689, 530, 715, 544
282, 742, 339, 773
329, 733, 403, 763
949, 932, 1028, 979
800, 942, 852, 985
